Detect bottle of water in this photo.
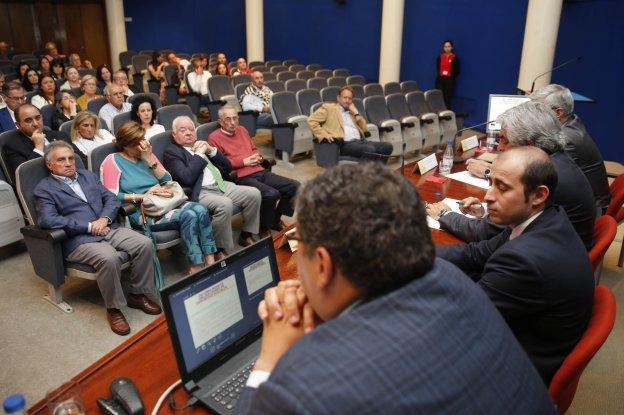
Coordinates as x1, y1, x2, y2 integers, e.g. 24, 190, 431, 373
3, 394, 26, 415
486, 126, 498, 151
440, 139, 454, 176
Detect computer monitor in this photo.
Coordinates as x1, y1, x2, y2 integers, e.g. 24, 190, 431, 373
160, 237, 280, 381
487, 94, 531, 131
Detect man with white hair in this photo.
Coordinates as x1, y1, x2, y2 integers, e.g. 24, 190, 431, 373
163, 116, 262, 256
98, 84, 131, 130
428, 101, 596, 249
530, 84, 610, 212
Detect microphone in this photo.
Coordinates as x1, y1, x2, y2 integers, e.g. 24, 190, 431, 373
530, 56, 581, 93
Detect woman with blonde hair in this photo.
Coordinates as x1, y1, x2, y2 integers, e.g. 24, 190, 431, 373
69, 111, 115, 166
76, 75, 103, 110
100, 122, 216, 273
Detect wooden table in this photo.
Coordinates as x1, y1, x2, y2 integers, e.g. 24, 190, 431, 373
29, 159, 487, 415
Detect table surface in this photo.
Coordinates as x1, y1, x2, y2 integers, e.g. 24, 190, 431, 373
29, 157, 487, 415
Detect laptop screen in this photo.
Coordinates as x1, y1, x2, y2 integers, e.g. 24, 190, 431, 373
486, 94, 531, 131
161, 237, 280, 376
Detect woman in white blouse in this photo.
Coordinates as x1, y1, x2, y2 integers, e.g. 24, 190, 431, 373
130, 95, 165, 139
30, 73, 58, 109
186, 56, 211, 96
70, 111, 115, 166
60, 66, 82, 91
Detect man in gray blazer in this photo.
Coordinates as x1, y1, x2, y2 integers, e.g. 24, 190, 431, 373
236, 163, 555, 414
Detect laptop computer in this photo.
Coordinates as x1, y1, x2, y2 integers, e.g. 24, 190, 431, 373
160, 237, 281, 414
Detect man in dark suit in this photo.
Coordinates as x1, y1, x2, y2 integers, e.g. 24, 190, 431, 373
163, 116, 261, 257
34, 141, 161, 336
531, 84, 611, 212
436, 101, 596, 249
436, 147, 595, 384
236, 163, 555, 414
0, 80, 23, 134
2, 104, 70, 183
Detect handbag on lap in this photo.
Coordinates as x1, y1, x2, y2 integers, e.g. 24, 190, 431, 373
141, 181, 188, 217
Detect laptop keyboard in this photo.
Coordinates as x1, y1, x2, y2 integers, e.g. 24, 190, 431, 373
209, 362, 255, 410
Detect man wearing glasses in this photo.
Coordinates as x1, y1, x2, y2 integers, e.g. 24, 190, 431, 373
98, 84, 131, 130
0, 81, 24, 133
209, 105, 299, 234
2, 103, 70, 181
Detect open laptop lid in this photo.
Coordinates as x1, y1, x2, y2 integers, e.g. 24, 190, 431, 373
486, 94, 531, 131
161, 237, 280, 384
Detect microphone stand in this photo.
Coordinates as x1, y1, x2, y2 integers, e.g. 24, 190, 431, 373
530, 56, 581, 93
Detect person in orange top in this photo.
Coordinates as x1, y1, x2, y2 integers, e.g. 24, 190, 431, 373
435, 39, 460, 109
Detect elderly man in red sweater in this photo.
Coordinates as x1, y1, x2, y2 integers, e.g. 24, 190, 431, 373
208, 105, 299, 233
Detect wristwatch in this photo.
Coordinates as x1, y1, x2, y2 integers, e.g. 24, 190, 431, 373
148, 162, 158, 170
484, 168, 491, 179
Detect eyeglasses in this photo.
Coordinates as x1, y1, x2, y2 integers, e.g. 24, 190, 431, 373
6, 95, 25, 102
221, 116, 239, 123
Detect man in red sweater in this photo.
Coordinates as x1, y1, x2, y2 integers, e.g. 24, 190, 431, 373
208, 105, 299, 233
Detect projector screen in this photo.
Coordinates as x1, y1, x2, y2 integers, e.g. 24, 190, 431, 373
487, 94, 531, 131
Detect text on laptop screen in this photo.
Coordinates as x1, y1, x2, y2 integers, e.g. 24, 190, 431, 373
487, 94, 531, 131
165, 241, 279, 373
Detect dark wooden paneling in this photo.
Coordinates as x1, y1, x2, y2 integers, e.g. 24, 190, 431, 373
35, 2, 59, 51
7, 3, 37, 54
57, 2, 84, 57
0, 4, 13, 46
79, 2, 110, 67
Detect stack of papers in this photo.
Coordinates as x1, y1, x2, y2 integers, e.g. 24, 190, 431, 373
427, 198, 484, 230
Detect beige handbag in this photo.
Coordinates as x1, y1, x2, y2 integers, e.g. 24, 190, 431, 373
141, 181, 188, 217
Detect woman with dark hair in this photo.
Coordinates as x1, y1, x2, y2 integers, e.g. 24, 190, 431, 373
38, 56, 51, 74
51, 90, 79, 130
17, 62, 30, 79
21, 68, 39, 92
31, 73, 58, 108
50, 58, 65, 81
100, 121, 217, 274
96, 64, 113, 92
435, 39, 460, 109
148, 51, 168, 101
215, 63, 230, 77
130, 95, 165, 139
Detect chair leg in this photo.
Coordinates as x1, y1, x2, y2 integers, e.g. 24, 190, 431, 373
43, 284, 74, 313
276, 151, 294, 169
618, 240, 623, 267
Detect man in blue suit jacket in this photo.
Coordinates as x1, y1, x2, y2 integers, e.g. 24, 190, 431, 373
435, 147, 594, 385
34, 141, 161, 336
236, 163, 555, 414
163, 115, 261, 255
0, 80, 23, 134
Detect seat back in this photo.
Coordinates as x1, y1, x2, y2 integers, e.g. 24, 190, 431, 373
333, 68, 349, 77
282, 59, 298, 67
253, 65, 268, 73
26, 90, 38, 104
606, 174, 624, 218
127, 92, 162, 109
157, 104, 196, 130
196, 121, 219, 141
87, 98, 108, 115
588, 216, 617, 270
70, 87, 83, 99
353, 99, 366, 119
363, 95, 392, 125
88, 142, 116, 175
248, 61, 264, 68
548, 285, 616, 414
149, 131, 173, 161
364, 83, 384, 97
285, 79, 307, 94
297, 70, 314, 80
163, 65, 178, 85
347, 75, 365, 85
386, 93, 411, 120
321, 86, 340, 103
119, 51, 137, 68
401, 80, 420, 94
424, 89, 447, 112
12, 54, 36, 64
231, 74, 252, 87
406, 91, 429, 116
207, 75, 235, 101
261, 72, 276, 81
265, 60, 281, 68
41, 104, 56, 129
270, 91, 302, 123
270, 65, 288, 74
351, 85, 364, 100
78, 68, 96, 78
307, 77, 327, 90
277, 71, 296, 82
296, 89, 322, 116
234, 83, 249, 100
327, 76, 346, 87
265, 80, 285, 93
289, 64, 305, 73
0, 129, 22, 184
112, 111, 132, 134
139, 50, 154, 56
315, 69, 332, 79
384, 82, 401, 96
131, 55, 150, 73
306, 64, 323, 72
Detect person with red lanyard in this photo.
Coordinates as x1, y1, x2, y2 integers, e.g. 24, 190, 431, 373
435, 39, 460, 109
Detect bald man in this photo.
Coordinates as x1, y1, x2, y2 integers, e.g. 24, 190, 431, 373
436, 147, 594, 385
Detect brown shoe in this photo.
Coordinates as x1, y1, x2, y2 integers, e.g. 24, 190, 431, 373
107, 309, 130, 336
127, 294, 162, 315
238, 235, 256, 247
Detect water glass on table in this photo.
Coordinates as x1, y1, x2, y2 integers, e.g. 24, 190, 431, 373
46, 381, 85, 415
438, 159, 452, 176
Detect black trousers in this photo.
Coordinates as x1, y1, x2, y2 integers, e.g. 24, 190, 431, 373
340, 140, 393, 158
435, 76, 455, 109
237, 170, 299, 230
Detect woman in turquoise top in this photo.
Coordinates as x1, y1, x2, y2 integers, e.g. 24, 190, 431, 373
101, 122, 216, 274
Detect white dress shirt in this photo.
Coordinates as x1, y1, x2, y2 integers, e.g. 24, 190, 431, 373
73, 129, 115, 157
144, 123, 166, 140
183, 146, 218, 187
98, 102, 132, 130
187, 71, 211, 95
340, 107, 361, 141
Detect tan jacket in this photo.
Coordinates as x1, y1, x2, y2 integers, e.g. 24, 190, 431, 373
308, 102, 367, 141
